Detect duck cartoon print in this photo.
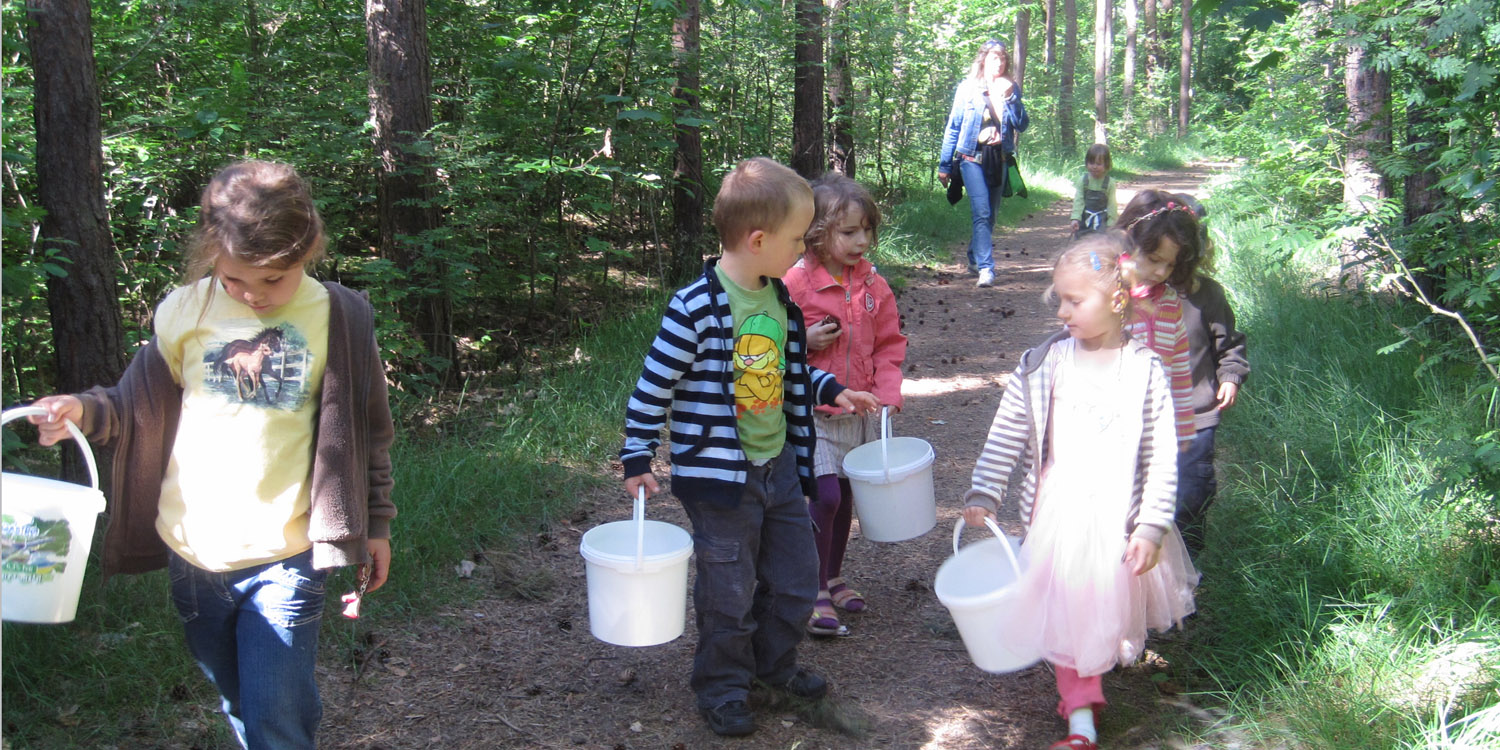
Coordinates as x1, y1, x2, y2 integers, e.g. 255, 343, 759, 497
733, 312, 785, 416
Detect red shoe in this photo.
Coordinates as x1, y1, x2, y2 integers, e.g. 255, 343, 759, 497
1047, 735, 1098, 750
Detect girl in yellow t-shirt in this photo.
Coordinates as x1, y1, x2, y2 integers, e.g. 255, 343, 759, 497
27, 161, 395, 750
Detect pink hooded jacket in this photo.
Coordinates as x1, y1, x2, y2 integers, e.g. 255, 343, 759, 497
784, 255, 907, 415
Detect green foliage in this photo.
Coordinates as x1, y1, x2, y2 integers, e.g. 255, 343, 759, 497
1179, 165, 1500, 749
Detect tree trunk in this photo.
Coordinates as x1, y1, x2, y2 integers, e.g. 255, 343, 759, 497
1343, 24, 1391, 213
28, 0, 126, 402
1340, 9, 1391, 284
1123, 0, 1137, 125
1094, 0, 1111, 144
670, 0, 705, 283
791, 0, 825, 179
1014, 9, 1030, 91
1145, 0, 1166, 136
365, 0, 453, 368
1060, 0, 1078, 150
1045, 0, 1056, 67
1178, 0, 1191, 137
827, 0, 855, 176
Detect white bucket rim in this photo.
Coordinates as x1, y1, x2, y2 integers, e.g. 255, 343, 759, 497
580, 521, 693, 571
842, 437, 934, 483
578, 488, 693, 573
1, 474, 107, 516
841, 407, 934, 484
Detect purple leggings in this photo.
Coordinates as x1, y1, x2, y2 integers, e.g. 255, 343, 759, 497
809, 474, 854, 590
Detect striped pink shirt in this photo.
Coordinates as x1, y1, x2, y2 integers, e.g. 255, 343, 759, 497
1127, 284, 1196, 444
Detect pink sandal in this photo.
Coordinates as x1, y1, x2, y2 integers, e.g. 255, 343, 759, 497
827, 578, 866, 613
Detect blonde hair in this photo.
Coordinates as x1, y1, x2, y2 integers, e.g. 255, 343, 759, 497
712, 158, 813, 250
182, 161, 326, 308
1045, 230, 1136, 319
803, 174, 881, 263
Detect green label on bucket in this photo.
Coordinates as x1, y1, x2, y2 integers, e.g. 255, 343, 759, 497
2, 515, 72, 584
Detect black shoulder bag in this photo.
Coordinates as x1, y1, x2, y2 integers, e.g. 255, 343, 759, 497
982, 91, 1028, 199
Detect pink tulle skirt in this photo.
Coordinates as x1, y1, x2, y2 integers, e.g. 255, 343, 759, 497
996, 476, 1200, 677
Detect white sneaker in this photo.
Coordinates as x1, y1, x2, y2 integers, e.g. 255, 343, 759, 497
976, 268, 994, 288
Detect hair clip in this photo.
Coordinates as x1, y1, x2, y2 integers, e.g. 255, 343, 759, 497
1124, 202, 1194, 232
1089, 251, 1102, 271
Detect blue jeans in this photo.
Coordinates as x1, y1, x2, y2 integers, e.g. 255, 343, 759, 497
169, 548, 329, 749
960, 158, 1003, 272
681, 445, 819, 709
1176, 426, 1217, 554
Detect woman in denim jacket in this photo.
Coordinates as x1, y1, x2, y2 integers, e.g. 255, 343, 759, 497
938, 39, 1030, 289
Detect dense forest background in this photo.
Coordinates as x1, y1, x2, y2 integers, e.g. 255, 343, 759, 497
3, 0, 1499, 747
3, 0, 1497, 407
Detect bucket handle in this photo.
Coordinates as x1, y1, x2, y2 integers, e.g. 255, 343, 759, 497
634, 486, 647, 572
878, 405, 891, 483
1, 406, 99, 491
950, 517, 1022, 579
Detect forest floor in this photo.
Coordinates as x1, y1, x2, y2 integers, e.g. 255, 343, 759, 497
316, 166, 1255, 750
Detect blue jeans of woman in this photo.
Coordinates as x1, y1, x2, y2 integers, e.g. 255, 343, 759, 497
169, 548, 329, 749
960, 157, 1003, 272
681, 445, 819, 709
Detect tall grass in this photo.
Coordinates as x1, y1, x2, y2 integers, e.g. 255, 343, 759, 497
1177, 168, 1500, 748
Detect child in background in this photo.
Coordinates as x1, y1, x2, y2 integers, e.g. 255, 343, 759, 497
1116, 189, 1208, 451
1070, 144, 1117, 239
784, 174, 907, 637
1168, 195, 1249, 553
620, 158, 879, 737
963, 233, 1198, 750
26, 161, 395, 750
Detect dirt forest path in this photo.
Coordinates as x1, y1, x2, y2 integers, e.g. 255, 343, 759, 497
318, 166, 1225, 750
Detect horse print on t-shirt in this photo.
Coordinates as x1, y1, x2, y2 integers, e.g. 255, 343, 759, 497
202, 323, 315, 409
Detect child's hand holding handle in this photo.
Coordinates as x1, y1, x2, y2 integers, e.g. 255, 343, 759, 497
625, 472, 660, 500
962, 505, 995, 528
26, 395, 84, 447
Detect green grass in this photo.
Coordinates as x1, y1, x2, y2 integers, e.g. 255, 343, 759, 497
1167, 165, 1500, 749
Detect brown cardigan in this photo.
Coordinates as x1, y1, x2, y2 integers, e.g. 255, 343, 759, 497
76, 281, 396, 577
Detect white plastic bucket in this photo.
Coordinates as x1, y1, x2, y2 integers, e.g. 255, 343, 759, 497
579, 488, 693, 647
2, 406, 107, 624
933, 517, 1041, 673
841, 407, 936, 542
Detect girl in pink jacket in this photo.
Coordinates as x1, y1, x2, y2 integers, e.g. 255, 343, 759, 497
784, 174, 908, 637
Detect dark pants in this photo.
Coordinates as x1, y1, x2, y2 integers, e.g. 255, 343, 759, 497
1176, 426, 1217, 554
681, 445, 819, 709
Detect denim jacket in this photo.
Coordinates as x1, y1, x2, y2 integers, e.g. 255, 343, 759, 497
938, 77, 1030, 174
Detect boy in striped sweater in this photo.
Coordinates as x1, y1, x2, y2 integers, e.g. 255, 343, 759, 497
621, 158, 878, 737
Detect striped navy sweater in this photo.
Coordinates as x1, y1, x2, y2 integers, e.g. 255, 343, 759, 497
621, 259, 848, 506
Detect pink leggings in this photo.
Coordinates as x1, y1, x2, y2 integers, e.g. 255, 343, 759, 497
1054, 664, 1106, 717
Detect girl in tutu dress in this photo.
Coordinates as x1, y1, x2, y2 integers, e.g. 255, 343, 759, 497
962, 232, 1198, 750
